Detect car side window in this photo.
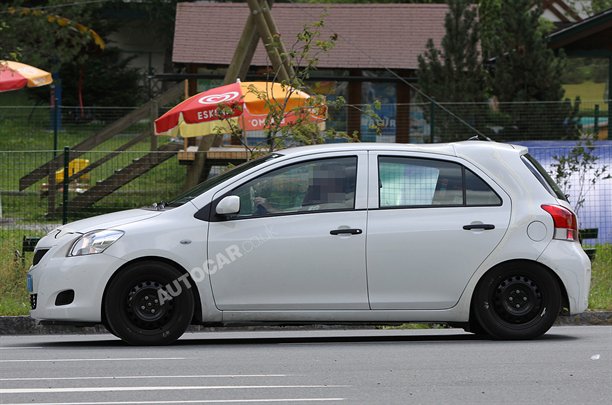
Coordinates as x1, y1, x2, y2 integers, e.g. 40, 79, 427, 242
465, 169, 502, 206
230, 156, 357, 218
379, 157, 462, 207
378, 156, 501, 208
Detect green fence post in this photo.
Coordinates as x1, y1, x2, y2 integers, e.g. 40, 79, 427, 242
62, 146, 70, 225
594, 104, 599, 136
430, 101, 435, 143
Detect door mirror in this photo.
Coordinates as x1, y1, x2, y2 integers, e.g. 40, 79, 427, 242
216, 195, 240, 215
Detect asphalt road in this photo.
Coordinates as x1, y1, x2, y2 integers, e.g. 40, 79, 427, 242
0, 326, 610, 405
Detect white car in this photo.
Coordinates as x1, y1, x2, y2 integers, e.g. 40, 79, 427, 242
28, 141, 591, 345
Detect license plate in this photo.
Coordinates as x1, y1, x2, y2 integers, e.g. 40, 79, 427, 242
26, 274, 33, 292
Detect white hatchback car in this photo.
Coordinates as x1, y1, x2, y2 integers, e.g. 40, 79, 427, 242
28, 141, 591, 345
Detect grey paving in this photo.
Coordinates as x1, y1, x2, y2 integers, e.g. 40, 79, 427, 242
1, 326, 611, 404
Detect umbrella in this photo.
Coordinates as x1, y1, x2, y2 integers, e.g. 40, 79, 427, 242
154, 81, 325, 138
0, 61, 53, 92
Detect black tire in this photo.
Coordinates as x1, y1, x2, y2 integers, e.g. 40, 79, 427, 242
464, 314, 489, 337
473, 262, 561, 340
104, 261, 194, 345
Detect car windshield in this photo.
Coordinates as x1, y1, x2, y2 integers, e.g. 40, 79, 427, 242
164, 153, 281, 208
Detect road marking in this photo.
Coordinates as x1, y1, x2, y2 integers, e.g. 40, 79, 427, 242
0, 398, 345, 405
0, 357, 185, 363
0, 346, 44, 349
0, 385, 348, 394
0, 374, 287, 381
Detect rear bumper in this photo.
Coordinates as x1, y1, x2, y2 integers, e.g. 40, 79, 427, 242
538, 240, 591, 315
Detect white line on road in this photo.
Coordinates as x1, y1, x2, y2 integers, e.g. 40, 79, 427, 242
0, 398, 345, 405
0, 347, 44, 350
0, 357, 185, 363
0, 374, 287, 381
0, 385, 349, 394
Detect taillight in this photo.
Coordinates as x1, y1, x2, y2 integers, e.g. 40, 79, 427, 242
541, 204, 578, 241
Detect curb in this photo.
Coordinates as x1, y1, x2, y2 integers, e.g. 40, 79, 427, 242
1, 312, 611, 335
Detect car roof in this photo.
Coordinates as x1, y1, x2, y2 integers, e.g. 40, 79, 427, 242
279, 140, 525, 158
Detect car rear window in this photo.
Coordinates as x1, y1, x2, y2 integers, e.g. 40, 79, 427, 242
521, 154, 567, 201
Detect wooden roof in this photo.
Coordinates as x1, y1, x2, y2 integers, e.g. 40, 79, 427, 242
548, 7, 612, 56
172, 2, 448, 70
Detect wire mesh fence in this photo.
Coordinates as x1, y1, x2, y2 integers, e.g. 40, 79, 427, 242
1, 101, 610, 261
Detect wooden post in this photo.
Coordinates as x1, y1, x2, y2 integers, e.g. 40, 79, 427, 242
258, 0, 295, 79
224, 1, 277, 84
347, 70, 362, 139
150, 99, 158, 151
246, 0, 290, 82
396, 79, 411, 143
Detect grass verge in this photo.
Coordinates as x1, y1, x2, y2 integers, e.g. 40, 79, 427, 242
589, 244, 612, 310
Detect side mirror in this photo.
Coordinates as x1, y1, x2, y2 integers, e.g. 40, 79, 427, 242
216, 195, 240, 215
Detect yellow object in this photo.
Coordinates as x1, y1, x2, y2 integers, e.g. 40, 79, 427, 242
55, 159, 90, 183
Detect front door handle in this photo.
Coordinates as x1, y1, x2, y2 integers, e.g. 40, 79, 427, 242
330, 228, 363, 235
463, 224, 495, 231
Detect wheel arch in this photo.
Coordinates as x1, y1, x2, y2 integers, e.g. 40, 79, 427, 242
470, 259, 570, 319
101, 256, 204, 326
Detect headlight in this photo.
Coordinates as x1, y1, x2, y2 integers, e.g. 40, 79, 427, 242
69, 230, 124, 256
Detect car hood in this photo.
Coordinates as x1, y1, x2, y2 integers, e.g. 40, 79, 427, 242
37, 209, 162, 248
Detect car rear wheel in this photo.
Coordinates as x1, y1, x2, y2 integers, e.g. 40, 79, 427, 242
104, 261, 194, 345
473, 262, 561, 340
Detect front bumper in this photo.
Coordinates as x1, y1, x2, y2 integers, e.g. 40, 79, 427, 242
538, 240, 591, 315
28, 250, 125, 323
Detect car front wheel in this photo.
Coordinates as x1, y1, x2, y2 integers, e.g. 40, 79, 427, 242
104, 261, 194, 345
473, 262, 561, 340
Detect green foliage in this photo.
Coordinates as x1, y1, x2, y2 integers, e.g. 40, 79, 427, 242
417, 0, 486, 103
1, 1, 149, 107
480, 0, 575, 139
53, 48, 144, 108
0, 1, 108, 70
486, 0, 565, 103
563, 58, 610, 84
417, 0, 488, 140
550, 131, 610, 215
0, 19, 20, 61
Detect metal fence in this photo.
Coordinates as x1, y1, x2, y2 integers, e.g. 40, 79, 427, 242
1, 101, 611, 261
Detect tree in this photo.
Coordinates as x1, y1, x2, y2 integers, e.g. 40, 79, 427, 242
417, 0, 488, 140
0, 1, 153, 108
481, 0, 578, 139
1, 1, 107, 71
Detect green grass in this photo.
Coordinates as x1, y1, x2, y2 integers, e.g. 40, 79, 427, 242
0, 231, 39, 316
589, 244, 612, 311
0, 111, 185, 223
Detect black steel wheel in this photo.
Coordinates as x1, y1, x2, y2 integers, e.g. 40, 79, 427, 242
104, 261, 194, 345
473, 262, 561, 340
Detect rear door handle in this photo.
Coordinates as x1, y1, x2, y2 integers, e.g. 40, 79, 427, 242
330, 228, 363, 235
463, 224, 495, 230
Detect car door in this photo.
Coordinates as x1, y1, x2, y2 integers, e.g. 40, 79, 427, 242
366, 152, 511, 310
207, 152, 369, 310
